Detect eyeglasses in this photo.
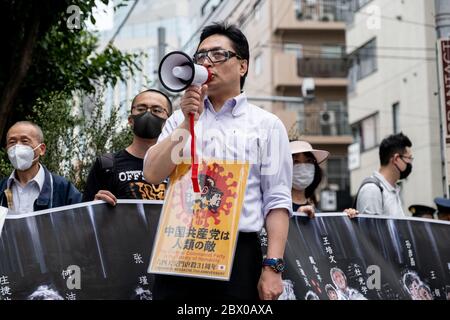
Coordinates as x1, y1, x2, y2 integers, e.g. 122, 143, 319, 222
132, 105, 169, 118
193, 49, 242, 64
400, 155, 414, 162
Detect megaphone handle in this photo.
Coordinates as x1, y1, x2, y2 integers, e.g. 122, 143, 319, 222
190, 113, 200, 193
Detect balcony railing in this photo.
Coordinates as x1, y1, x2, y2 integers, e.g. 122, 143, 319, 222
297, 57, 348, 78
294, 0, 350, 23
291, 102, 351, 136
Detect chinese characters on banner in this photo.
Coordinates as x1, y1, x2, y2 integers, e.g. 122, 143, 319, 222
278, 213, 450, 300
149, 160, 249, 280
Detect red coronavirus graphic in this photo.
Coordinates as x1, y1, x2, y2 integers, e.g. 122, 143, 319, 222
171, 162, 238, 227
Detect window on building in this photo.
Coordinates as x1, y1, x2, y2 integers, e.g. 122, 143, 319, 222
345, 0, 374, 25
254, 53, 262, 76
351, 113, 378, 152
294, 0, 302, 19
320, 45, 344, 58
354, 0, 372, 10
392, 102, 400, 134
327, 156, 350, 191
283, 43, 303, 59
348, 38, 377, 91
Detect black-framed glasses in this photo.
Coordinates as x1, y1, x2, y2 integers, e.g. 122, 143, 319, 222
193, 49, 242, 64
132, 105, 169, 118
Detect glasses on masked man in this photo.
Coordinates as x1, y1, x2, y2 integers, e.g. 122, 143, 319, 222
133, 105, 169, 119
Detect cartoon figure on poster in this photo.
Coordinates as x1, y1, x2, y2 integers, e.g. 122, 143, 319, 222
149, 160, 249, 280
173, 163, 239, 227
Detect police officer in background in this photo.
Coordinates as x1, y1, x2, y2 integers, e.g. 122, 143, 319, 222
434, 197, 450, 221
408, 204, 435, 220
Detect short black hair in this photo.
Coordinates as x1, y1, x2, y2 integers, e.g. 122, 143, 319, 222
379, 132, 412, 166
303, 152, 323, 201
198, 22, 249, 90
131, 89, 173, 115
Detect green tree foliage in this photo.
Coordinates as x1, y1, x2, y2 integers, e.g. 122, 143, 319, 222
0, 0, 138, 140
0, 0, 141, 190
0, 91, 133, 192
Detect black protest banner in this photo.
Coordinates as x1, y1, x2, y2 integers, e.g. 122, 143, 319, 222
260, 213, 450, 300
0, 200, 162, 300
2, 203, 450, 300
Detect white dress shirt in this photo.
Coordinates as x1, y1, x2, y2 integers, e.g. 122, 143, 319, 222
149, 93, 293, 232
7, 165, 45, 215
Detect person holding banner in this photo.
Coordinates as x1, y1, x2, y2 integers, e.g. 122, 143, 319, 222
355, 132, 413, 216
144, 22, 293, 300
0, 121, 82, 214
290, 140, 358, 218
83, 89, 173, 205
290, 140, 328, 217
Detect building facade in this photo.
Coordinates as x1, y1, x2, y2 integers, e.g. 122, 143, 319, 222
346, 0, 442, 212
99, 0, 192, 119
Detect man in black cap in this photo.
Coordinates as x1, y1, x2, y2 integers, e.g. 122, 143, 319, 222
434, 197, 450, 221
408, 204, 435, 219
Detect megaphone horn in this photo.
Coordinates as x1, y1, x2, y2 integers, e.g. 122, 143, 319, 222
158, 51, 212, 92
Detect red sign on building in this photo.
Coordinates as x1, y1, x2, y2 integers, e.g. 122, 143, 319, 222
438, 39, 450, 136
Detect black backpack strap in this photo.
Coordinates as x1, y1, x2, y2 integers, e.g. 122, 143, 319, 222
98, 152, 117, 191
353, 176, 384, 209
99, 152, 114, 173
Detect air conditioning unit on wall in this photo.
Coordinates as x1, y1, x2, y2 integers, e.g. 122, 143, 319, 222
320, 111, 337, 135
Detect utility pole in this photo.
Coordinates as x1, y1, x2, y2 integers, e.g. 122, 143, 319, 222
435, 0, 450, 197
157, 27, 166, 90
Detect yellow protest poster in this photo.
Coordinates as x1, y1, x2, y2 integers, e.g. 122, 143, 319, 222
148, 160, 249, 280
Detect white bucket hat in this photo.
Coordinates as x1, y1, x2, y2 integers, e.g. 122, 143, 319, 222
289, 140, 329, 164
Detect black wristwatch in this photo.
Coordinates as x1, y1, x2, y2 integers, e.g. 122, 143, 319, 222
262, 258, 285, 273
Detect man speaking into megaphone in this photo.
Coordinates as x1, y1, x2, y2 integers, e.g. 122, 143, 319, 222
144, 22, 293, 301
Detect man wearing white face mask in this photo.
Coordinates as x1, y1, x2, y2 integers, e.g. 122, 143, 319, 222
0, 121, 82, 214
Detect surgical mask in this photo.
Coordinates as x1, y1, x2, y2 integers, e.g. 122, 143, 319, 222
131, 111, 165, 139
397, 162, 412, 180
7, 144, 41, 171
292, 163, 315, 191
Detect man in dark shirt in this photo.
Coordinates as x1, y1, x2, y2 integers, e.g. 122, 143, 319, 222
83, 89, 172, 205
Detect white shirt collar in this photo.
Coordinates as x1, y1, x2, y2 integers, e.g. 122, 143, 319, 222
7, 164, 45, 191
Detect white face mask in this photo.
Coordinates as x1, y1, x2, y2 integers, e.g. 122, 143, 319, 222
7, 144, 41, 171
292, 163, 315, 191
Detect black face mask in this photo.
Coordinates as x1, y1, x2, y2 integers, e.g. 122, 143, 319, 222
131, 111, 165, 139
397, 160, 412, 180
